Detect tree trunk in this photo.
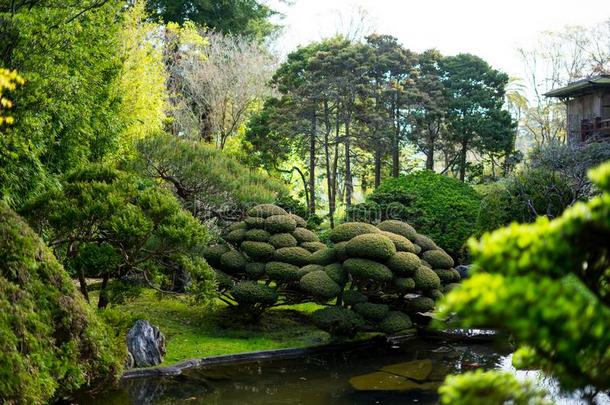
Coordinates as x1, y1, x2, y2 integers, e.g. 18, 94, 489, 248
344, 120, 353, 210
459, 139, 468, 182
374, 146, 382, 188
323, 101, 335, 228
69, 242, 89, 303
97, 273, 110, 309
392, 96, 400, 177
426, 136, 435, 171
309, 111, 316, 217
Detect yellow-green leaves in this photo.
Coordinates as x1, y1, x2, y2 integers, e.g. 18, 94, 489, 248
0, 69, 24, 126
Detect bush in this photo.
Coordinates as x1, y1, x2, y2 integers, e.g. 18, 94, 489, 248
342, 290, 368, 305
265, 261, 300, 283
247, 203, 288, 218
333, 241, 349, 261
0, 203, 123, 403
353, 302, 389, 321
220, 250, 247, 273
328, 222, 379, 243
226, 228, 247, 244
244, 228, 271, 242
265, 214, 297, 233
202, 244, 230, 267
324, 263, 347, 286
292, 227, 319, 243
425, 289, 444, 300
244, 262, 266, 279
269, 232, 298, 248
377, 220, 417, 240
300, 241, 326, 252
230, 281, 278, 305
240, 241, 275, 261
433, 269, 461, 283
298, 264, 324, 278
214, 269, 234, 290
394, 277, 416, 292
412, 234, 437, 252
343, 258, 393, 283
421, 249, 454, 269
309, 248, 336, 265
299, 271, 341, 300
273, 247, 312, 266
379, 231, 417, 253
386, 252, 421, 276
245, 216, 266, 228
413, 266, 441, 290
352, 171, 481, 258
378, 311, 413, 334
406, 296, 436, 312
312, 307, 365, 338
345, 233, 396, 261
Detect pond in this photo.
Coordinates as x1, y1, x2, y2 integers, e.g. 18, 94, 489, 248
74, 332, 514, 405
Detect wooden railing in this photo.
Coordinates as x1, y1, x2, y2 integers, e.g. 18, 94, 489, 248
581, 117, 610, 142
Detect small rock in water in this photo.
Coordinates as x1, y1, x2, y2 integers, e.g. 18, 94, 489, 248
126, 319, 166, 368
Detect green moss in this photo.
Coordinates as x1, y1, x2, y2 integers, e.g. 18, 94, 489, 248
300, 271, 341, 300
379, 231, 417, 253
386, 252, 421, 276
328, 222, 380, 243
425, 289, 444, 300
345, 233, 397, 261
288, 213, 308, 228
342, 290, 368, 305
379, 311, 413, 334
309, 248, 336, 265
344, 258, 393, 283
230, 281, 278, 305
353, 302, 390, 321
394, 277, 416, 292
244, 228, 271, 242
333, 241, 349, 261
324, 263, 347, 286
413, 266, 441, 290
406, 296, 436, 313
377, 220, 417, 240
265, 215, 297, 233
433, 268, 461, 283
413, 234, 437, 252
312, 307, 365, 338
269, 233, 298, 248
292, 227, 319, 243
247, 204, 288, 218
245, 216, 267, 229
202, 244, 230, 267
244, 262, 266, 279
240, 241, 275, 261
273, 247, 312, 266
265, 261, 301, 283
0, 203, 123, 403
225, 228, 247, 244
220, 250, 247, 273
297, 264, 324, 278
422, 249, 454, 269
301, 241, 326, 252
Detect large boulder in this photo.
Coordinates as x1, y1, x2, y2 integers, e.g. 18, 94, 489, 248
126, 320, 167, 368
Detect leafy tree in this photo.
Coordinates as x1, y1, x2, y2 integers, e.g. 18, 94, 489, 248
439, 161, 610, 401
21, 163, 216, 308
145, 0, 279, 40
0, 201, 123, 403
0, 68, 24, 125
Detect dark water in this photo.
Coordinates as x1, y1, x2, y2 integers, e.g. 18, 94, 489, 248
74, 335, 512, 405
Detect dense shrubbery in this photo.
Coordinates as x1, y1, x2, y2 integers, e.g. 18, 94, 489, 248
439, 161, 610, 401
0, 202, 124, 403
347, 171, 481, 258
21, 164, 216, 308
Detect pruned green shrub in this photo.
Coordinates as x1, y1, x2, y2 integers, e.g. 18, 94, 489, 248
344, 258, 393, 282
422, 249, 454, 269
244, 262, 266, 279
377, 220, 417, 240
342, 290, 368, 305
328, 222, 379, 243
406, 296, 436, 312
240, 241, 275, 261
379, 231, 417, 253
220, 250, 247, 273
226, 228, 247, 244
202, 244, 230, 267
269, 232, 298, 248
309, 248, 336, 265
227, 221, 247, 231
247, 204, 288, 218
265, 214, 297, 233
425, 289, 444, 300
312, 307, 365, 338
433, 268, 461, 283
300, 271, 341, 300
345, 233, 396, 261
265, 261, 300, 283
353, 302, 390, 321
413, 266, 441, 290
245, 216, 266, 228
273, 246, 311, 266
300, 241, 326, 252
244, 228, 271, 242
214, 269, 234, 290
394, 277, 416, 292
324, 263, 347, 286
298, 264, 324, 278
413, 234, 437, 252
288, 213, 308, 228
386, 252, 421, 276
379, 311, 413, 334
293, 227, 319, 243
231, 281, 278, 305
333, 241, 349, 261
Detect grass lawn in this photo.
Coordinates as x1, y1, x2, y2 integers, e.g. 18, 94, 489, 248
102, 289, 331, 366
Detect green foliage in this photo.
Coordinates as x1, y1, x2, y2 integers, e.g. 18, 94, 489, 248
413, 266, 441, 290
328, 222, 380, 243
421, 249, 454, 269
394, 277, 416, 292
433, 269, 461, 283
230, 281, 278, 306
324, 263, 348, 286
244, 228, 271, 242
379, 231, 417, 253
412, 233, 438, 252
226, 228, 248, 244
0, 202, 123, 403
312, 306, 365, 338
299, 271, 341, 300
265, 214, 298, 233
300, 241, 327, 252
377, 220, 417, 240
378, 311, 413, 334
342, 290, 368, 306
343, 258, 393, 283
405, 296, 436, 312
309, 248, 336, 265
386, 252, 421, 276
202, 244, 230, 268
439, 370, 549, 405
297, 264, 324, 278
292, 227, 319, 243
353, 302, 390, 321
273, 247, 312, 266
248, 203, 288, 218
240, 241, 275, 261
265, 262, 300, 283
244, 262, 266, 279
220, 250, 247, 273
269, 233, 298, 248
345, 233, 397, 261
439, 161, 610, 394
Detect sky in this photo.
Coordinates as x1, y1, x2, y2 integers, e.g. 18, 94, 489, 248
269, 0, 610, 80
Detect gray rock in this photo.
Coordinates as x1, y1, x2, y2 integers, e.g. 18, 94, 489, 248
126, 320, 166, 368
455, 265, 471, 279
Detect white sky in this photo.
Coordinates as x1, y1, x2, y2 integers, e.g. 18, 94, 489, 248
269, 0, 610, 80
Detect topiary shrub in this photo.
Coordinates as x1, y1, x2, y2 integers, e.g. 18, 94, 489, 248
226, 228, 247, 244
413, 266, 441, 290
353, 302, 390, 321
298, 264, 324, 278
269, 233, 298, 248
405, 296, 436, 313
244, 262, 266, 279
244, 228, 271, 242
299, 271, 341, 300
220, 250, 247, 273
394, 277, 416, 292
328, 222, 380, 243
265, 214, 297, 233
386, 251, 421, 276
231, 281, 278, 305
0, 203, 123, 403
300, 241, 326, 252
240, 241, 275, 261
425, 289, 444, 300
202, 244, 230, 267
412, 234, 437, 252
265, 261, 301, 283
345, 233, 396, 261
378, 311, 413, 334
309, 248, 336, 265
377, 220, 417, 240
343, 258, 393, 283
293, 227, 319, 243
312, 306, 365, 338
247, 204, 288, 218
245, 216, 266, 228
273, 246, 312, 266
333, 241, 349, 261
421, 249, 454, 269
433, 268, 461, 283
379, 231, 417, 253
324, 263, 347, 286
